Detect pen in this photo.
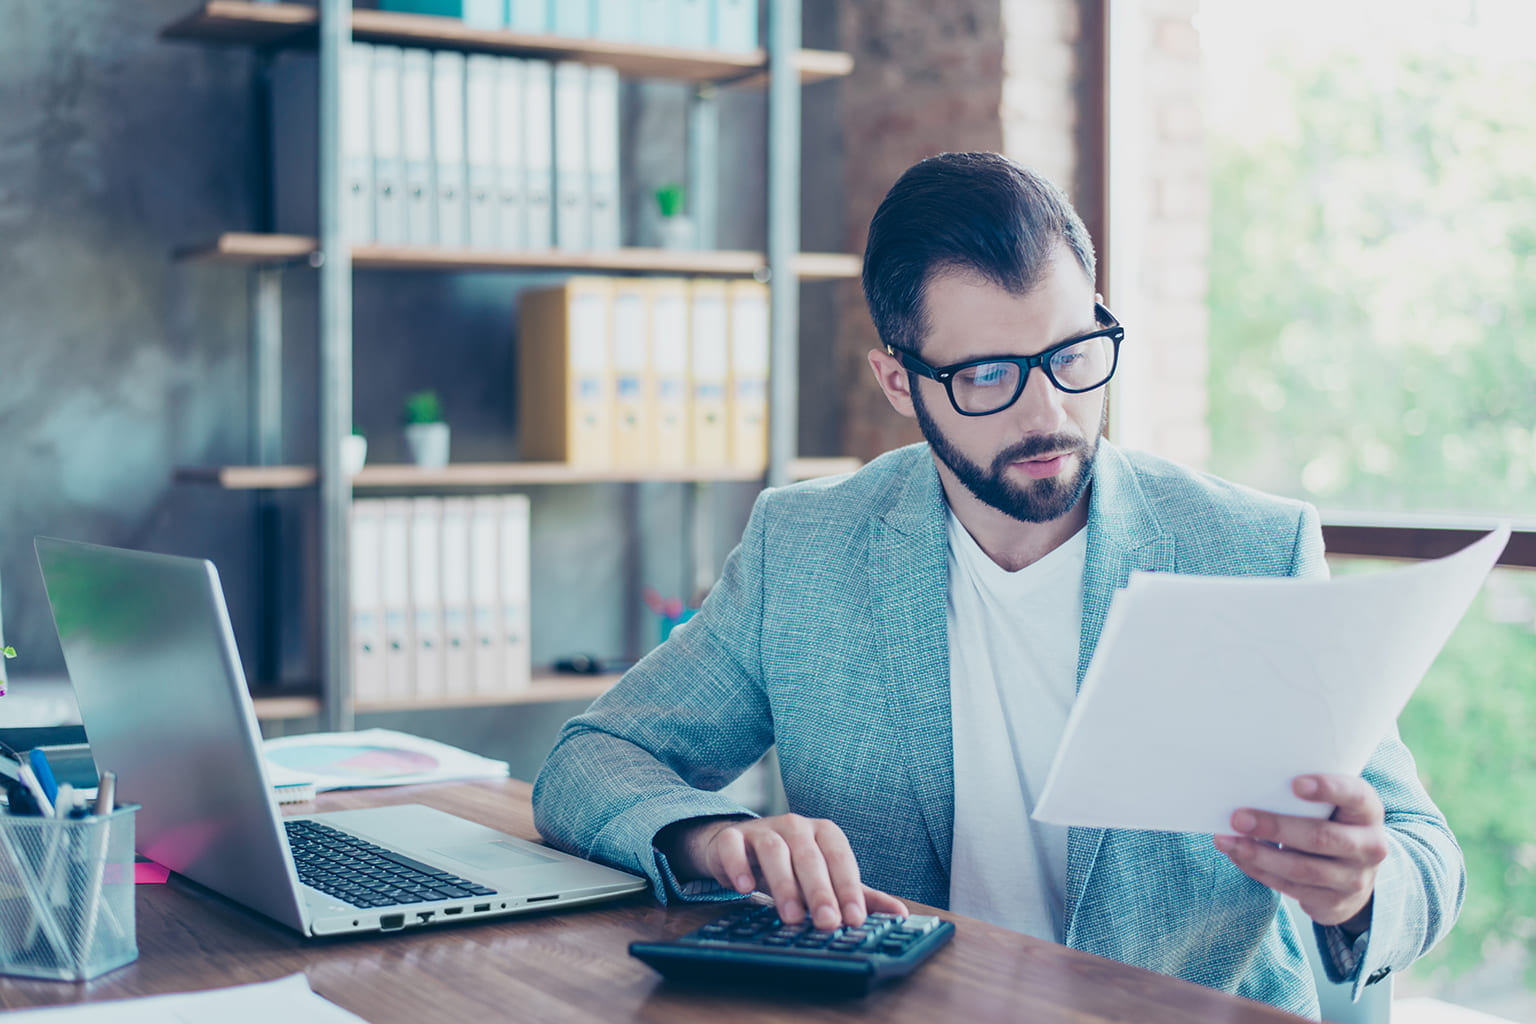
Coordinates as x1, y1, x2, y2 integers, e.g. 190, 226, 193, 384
78, 770, 122, 961
28, 748, 60, 810
0, 757, 42, 816
16, 761, 55, 818
92, 771, 116, 816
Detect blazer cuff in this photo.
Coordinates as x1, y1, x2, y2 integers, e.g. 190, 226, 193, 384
1317, 922, 1370, 983
1344, 837, 1414, 1000
588, 791, 755, 904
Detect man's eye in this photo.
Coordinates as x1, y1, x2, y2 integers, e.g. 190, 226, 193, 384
957, 363, 1014, 388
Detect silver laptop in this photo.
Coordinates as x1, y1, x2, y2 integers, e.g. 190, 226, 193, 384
35, 536, 645, 938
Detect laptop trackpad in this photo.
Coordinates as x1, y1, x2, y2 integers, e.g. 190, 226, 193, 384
432, 840, 557, 872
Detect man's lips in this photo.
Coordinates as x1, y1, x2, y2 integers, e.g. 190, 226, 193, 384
1012, 452, 1071, 479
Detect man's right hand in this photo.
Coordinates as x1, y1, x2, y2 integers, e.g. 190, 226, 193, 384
655, 814, 910, 931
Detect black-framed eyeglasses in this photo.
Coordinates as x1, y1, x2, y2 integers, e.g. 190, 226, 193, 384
890, 303, 1125, 417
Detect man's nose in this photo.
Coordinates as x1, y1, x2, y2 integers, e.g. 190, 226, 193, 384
1001, 367, 1066, 432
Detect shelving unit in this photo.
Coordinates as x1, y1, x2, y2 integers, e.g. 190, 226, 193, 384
250, 670, 621, 722
174, 457, 861, 490
174, 231, 861, 278
161, 0, 852, 730
160, 2, 853, 85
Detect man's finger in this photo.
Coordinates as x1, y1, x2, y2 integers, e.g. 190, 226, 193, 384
745, 829, 807, 924
1216, 834, 1359, 893
707, 824, 756, 894
811, 820, 868, 926
863, 886, 910, 919
1294, 774, 1384, 827
781, 821, 841, 930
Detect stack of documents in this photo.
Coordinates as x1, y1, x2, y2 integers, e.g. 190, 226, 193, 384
1033, 524, 1511, 834
517, 276, 769, 471
378, 0, 755, 51
271, 46, 617, 251
351, 495, 530, 705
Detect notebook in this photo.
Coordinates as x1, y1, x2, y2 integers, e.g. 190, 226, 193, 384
35, 536, 645, 938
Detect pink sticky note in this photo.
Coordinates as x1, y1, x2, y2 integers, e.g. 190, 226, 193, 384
134, 861, 170, 884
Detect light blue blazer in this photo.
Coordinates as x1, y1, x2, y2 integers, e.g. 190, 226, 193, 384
533, 442, 1464, 1018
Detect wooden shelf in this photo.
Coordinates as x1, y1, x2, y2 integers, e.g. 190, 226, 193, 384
174, 232, 318, 266
161, 2, 853, 85
178, 458, 860, 491
786, 457, 861, 480
176, 233, 861, 279
176, 464, 322, 489
251, 671, 620, 721
250, 688, 324, 721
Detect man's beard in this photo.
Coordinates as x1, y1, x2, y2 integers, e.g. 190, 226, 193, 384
912, 383, 1104, 524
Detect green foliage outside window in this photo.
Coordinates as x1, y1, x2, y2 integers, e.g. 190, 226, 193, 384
1206, 11, 1536, 1005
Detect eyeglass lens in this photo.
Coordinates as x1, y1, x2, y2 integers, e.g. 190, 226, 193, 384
950, 335, 1116, 414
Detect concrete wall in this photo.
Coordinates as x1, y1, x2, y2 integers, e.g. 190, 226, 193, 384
0, 1, 779, 772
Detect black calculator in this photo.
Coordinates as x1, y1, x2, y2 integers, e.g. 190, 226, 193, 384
629, 902, 956, 996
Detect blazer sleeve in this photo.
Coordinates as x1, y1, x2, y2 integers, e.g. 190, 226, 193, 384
531, 488, 780, 904
1292, 503, 1468, 998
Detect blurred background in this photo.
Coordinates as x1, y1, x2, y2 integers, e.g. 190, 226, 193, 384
1, 1, 1531, 1017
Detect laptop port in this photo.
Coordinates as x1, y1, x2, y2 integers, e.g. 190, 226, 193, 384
473, 904, 490, 913
416, 911, 434, 923
380, 914, 405, 931
527, 894, 559, 903
443, 906, 463, 916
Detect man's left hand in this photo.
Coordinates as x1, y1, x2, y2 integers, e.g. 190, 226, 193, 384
1214, 774, 1389, 934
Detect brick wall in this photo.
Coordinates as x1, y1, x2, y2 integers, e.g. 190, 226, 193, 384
832, 0, 1209, 469
835, 0, 1008, 460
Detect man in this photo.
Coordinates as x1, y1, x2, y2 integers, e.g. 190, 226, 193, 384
532, 152, 1463, 1017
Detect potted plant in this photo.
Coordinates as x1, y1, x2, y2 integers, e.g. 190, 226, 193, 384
402, 390, 450, 469
340, 427, 368, 477
654, 182, 694, 250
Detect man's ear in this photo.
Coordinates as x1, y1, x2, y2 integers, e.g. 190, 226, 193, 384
868, 347, 918, 420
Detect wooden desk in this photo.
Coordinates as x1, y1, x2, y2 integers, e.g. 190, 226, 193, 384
0, 780, 1302, 1022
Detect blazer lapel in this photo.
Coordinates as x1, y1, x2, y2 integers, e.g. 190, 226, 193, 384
1063, 442, 1175, 945
867, 452, 956, 878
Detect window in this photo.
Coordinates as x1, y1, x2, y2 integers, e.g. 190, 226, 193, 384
1200, 1, 1536, 1016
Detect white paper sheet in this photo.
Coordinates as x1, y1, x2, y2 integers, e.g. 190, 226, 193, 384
263, 728, 509, 792
1032, 523, 1510, 835
2, 974, 369, 1023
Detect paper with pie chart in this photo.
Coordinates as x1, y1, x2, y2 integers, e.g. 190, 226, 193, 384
263, 728, 510, 792
1032, 523, 1510, 835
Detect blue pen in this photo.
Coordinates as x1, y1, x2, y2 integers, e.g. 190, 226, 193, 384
27, 748, 60, 810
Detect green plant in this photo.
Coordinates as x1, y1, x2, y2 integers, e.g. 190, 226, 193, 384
402, 390, 444, 425
655, 183, 685, 219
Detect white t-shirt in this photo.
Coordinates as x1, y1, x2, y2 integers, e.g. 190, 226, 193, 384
946, 510, 1085, 942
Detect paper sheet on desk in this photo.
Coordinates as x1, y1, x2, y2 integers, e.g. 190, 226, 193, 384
1032, 523, 1511, 835
1, 973, 368, 1022
263, 728, 509, 792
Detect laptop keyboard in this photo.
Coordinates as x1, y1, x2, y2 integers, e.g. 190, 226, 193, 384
285, 819, 496, 909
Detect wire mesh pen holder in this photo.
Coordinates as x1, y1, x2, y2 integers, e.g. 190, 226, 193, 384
0, 804, 138, 981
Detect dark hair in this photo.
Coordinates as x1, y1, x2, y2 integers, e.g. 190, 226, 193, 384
861, 152, 1097, 355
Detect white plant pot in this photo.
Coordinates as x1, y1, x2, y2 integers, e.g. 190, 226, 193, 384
340, 434, 368, 476
404, 422, 450, 469
658, 215, 696, 250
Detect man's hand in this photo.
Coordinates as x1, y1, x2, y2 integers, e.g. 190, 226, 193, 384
656, 814, 909, 930
1214, 774, 1389, 935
